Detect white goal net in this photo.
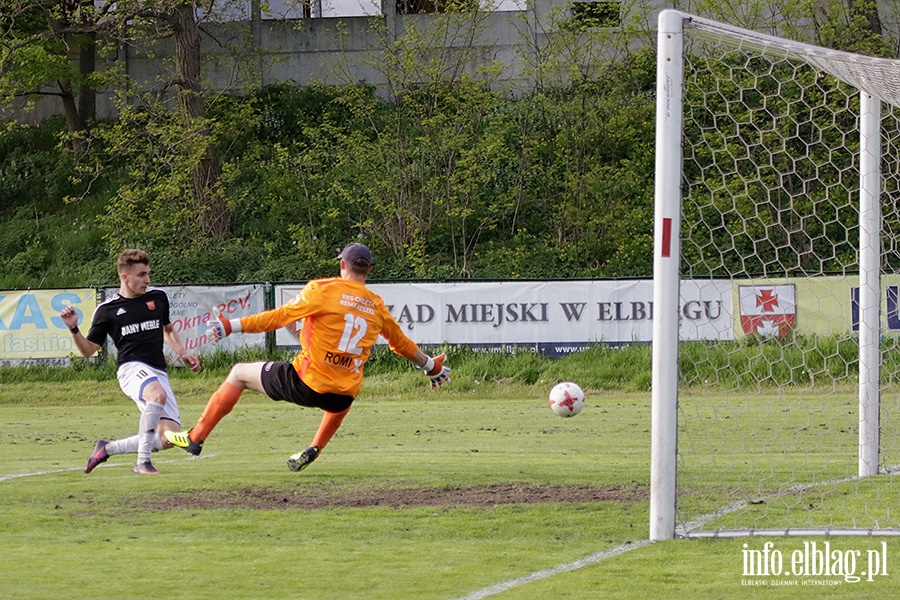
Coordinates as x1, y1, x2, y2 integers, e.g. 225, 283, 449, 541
651, 10, 900, 539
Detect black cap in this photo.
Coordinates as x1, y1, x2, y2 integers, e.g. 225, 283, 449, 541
339, 243, 374, 269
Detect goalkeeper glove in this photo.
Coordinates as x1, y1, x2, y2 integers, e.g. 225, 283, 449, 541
421, 353, 451, 388
207, 309, 242, 343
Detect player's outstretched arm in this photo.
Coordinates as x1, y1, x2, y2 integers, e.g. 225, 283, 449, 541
382, 316, 450, 389
206, 309, 242, 343
60, 306, 101, 358
163, 324, 201, 372
414, 351, 451, 388
209, 298, 312, 341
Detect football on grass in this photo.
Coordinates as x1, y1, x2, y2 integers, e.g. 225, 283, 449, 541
548, 382, 585, 417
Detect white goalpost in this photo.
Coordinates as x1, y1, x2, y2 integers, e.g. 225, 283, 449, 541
651, 9, 900, 540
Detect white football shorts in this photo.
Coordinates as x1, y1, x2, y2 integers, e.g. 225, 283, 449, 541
116, 361, 181, 424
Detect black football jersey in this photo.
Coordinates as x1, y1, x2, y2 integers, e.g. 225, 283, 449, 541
86, 288, 171, 370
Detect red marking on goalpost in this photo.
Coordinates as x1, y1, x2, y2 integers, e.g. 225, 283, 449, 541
661, 218, 672, 258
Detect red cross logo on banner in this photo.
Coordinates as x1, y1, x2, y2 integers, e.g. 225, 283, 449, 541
739, 285, 796, 337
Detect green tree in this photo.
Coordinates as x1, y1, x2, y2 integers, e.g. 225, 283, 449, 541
327, 5, 512, 277
2, 0, 233, 235
0, 0, 102, 144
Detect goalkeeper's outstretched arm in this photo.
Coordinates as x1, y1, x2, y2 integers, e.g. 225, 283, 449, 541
411, 350, 451, 388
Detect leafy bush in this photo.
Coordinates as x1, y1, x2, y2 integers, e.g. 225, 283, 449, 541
0, 51, 665, 286
0, 117, 75, 215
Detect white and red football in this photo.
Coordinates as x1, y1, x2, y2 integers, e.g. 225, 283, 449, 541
548, 382, 585, 417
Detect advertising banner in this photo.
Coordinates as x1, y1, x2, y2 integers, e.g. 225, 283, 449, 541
0, 289, 97, 365
17, 275, 900, 366
153, 285, 267, 357
733, 276, 855, 338
851, 276, 900, 333
274, 280, 734, 356
103, 285, 268, 359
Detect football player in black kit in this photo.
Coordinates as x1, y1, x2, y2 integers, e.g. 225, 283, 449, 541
60, 249, 201, 474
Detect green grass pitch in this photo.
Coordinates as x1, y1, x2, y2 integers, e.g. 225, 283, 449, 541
2, 374, 900, 599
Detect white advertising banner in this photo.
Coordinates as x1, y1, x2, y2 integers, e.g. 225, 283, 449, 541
103, 285, 267, 359
274, 280, 733, 356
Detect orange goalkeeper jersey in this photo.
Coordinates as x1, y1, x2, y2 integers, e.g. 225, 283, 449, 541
238, 277, 419, 397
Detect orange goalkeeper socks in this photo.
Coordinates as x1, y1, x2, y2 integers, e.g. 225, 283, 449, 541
191, 381, 242, 442
311, 407, 350, 450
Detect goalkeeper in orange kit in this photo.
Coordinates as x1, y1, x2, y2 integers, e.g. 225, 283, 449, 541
165, 243, 450, 471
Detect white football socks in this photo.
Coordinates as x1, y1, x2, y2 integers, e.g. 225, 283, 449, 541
137, 402, 165, 464
106, 432, 164, 456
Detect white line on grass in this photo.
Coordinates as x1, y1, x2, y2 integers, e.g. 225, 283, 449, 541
676, 469, 900, 536
452, 468, 891, 599
451, 501, 748, 600
450, 539, 654, 600
0, 453, 216, 482
450, 501, 746, 600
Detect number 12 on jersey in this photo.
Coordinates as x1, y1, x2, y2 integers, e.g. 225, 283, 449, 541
338, 313, 367, 355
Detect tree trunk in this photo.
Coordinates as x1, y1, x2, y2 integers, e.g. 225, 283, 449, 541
170, 3, 229, 236
49, 3, 94, 149
57, 77, 86, 151
77, 29, 96, 124
848, 0, 882, 35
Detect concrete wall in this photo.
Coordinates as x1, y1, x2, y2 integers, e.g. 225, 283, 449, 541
11, 8, 544, 123
8, 0, 667, 124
